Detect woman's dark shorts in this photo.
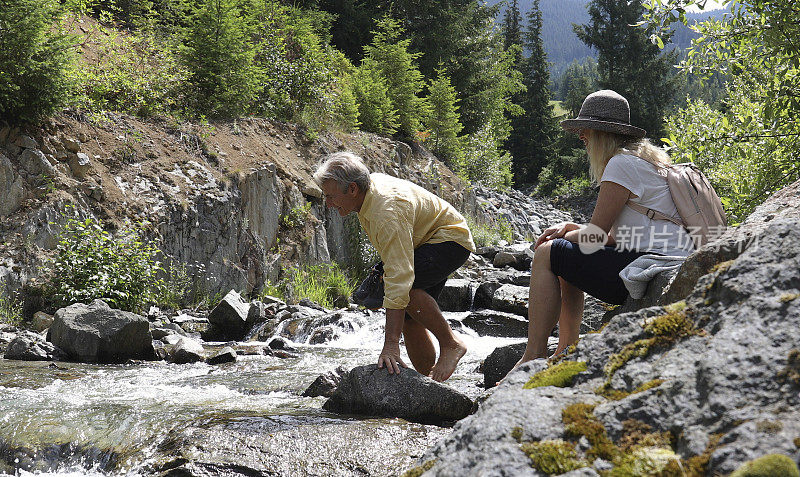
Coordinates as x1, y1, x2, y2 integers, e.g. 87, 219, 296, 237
549, 238, 647, 305
412, 241, 471, 301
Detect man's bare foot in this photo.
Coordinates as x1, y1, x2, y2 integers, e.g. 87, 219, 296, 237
430, 340, 467, 382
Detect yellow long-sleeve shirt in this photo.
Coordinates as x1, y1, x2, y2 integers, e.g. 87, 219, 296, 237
357, 173, 475, 310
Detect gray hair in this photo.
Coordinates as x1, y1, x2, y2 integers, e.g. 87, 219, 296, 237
313, 152, 371, 193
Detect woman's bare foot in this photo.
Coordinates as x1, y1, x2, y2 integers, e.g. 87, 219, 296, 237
430, 339, 467, 382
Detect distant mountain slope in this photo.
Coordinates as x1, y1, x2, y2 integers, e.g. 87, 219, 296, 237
487, 0, 728, 77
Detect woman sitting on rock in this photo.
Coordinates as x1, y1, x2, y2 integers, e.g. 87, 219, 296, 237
514, 89, 695, 366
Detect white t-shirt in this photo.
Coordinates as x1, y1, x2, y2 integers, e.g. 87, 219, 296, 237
601, 153, 695, 256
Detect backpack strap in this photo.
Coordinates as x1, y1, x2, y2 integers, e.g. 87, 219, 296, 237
625, 200, 684, 227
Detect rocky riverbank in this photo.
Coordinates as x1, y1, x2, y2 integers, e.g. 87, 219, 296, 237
410, 179, 800, 476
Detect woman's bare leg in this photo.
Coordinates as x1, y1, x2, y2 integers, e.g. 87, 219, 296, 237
552, 277, 584, 356
518, 240, 562, 363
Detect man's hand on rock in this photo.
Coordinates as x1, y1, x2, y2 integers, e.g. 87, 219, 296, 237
377, 343, 407, 375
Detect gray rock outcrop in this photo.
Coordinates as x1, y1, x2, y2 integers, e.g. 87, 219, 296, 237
47, 299, 155, 363
323, 365, 474, 425
411, 179, 800, 476
0, 153, 25, 218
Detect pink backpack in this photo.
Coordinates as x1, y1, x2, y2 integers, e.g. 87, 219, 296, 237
626, 162, 727, 248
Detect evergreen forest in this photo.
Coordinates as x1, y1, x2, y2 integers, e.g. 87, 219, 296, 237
1, 0, 798, 223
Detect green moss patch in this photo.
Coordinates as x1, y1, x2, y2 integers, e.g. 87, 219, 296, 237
400, 459, 436, 477
523, 361, 588, 389
554, 403, 720, 476
511, 426, 523, 443
730, 454, 800, 477
597, 302, 702, 397
520, 440, 587, 475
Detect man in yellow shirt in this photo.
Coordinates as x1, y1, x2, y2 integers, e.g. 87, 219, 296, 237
314, 152, 476, 382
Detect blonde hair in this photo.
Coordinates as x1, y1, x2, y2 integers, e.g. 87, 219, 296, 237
585, 129, 671, 184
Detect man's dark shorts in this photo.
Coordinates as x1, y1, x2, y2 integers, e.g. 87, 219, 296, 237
549, 238, 647, 305
412, 241, 471, 301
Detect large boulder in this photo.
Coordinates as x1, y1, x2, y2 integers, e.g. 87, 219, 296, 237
412, 179, 800, 476
47, 300, 155, 363
205, 290, 250, 341
322, 365, 474, 425
4, 331, 64, 361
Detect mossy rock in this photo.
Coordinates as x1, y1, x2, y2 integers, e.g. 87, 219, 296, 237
730, 454, 800, 477
401, 459, 436, 477
520, 439, 586, 475
523, 360, 587, 389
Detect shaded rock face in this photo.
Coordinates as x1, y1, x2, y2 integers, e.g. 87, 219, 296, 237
206, 290, 250, 341
323, 365, 474, 426
481, 342, 526, 388
302, 366, 347, 398
437, 279, 473, 312
414, 179, 800, 476
47, 300, 155, 363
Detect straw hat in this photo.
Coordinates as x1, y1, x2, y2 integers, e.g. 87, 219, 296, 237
560, 90, 646, 138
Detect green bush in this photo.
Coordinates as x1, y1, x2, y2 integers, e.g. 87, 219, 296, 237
467, 214, 514, 247
0, 0, 77, 124
279, 262, 354, 309
0, 285, 23, 327
152, 260, 193, 310
46, 217, 164, 312
457, 122, 514, 189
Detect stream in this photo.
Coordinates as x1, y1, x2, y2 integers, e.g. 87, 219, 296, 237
0, 310, 523, 476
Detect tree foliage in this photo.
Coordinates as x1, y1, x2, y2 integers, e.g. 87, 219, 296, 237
507, 0, 559, 185
575, 0, 680, 138
362, 17, 429, 138
426, 67, 465, 164
644, 0, 800, 222
181, 0, 260, 118
0, 0, 76, 124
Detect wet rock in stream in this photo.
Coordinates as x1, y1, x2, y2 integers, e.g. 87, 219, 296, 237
323, 365, 474, 426
151, 413, 449, 477
47, 299, 156, 363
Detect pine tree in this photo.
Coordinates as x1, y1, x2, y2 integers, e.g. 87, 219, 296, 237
507, 0, 558, 185
574, 0, 679, 138
181, 0, 260, 118
502, 0, 523, 65
362, 17, 429, 138
0, 0, 76, 124
426, 67, 465, 164
352, 58, 398, 135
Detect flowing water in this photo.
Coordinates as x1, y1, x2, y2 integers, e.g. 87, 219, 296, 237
0, 311, 523, 476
